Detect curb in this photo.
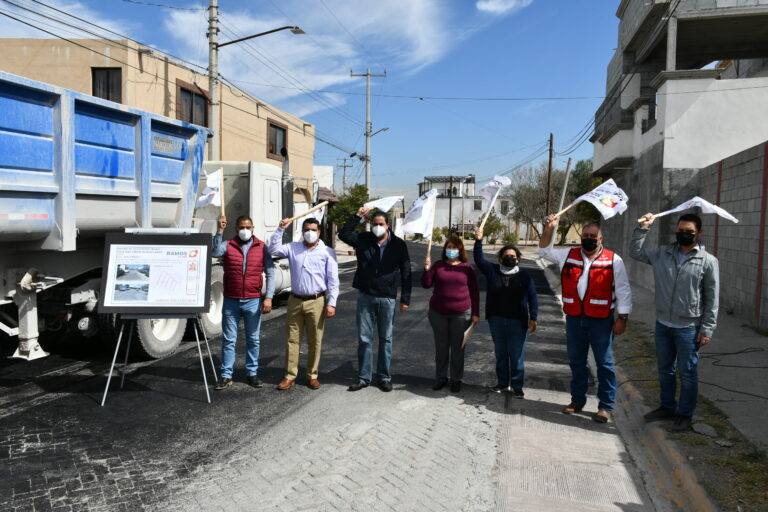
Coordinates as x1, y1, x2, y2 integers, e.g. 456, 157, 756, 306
535, 253, 718, 512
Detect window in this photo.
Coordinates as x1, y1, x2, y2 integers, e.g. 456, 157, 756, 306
92, 68, 121, 103
474, 200, 482, 211
267, 120, 287, 161
500, 200, 509, 215
176, 80, 208, 127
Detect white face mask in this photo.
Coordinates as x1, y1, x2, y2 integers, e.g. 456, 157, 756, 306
303, 230, 319, 244
372, 225, 387, 237
238, 228, 252, 242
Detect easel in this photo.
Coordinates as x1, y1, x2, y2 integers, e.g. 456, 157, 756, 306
101, 314, 217, 406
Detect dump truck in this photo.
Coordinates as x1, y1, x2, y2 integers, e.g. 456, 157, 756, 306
0, 71, 313, 361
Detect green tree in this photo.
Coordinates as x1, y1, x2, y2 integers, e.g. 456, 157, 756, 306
480, 212, 504, 244
329, 184, 372, 230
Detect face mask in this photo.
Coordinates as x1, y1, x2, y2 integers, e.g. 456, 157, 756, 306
303, 230, 319, 244
581, 238, 598, 252
238, 228, 252, 242
676, 232, 696, 246
501, 256, 518, 268
445, 249, 460, 260
372, 225, 387, 237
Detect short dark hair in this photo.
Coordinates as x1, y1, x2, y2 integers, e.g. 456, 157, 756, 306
302, 217, 321, 230
497, 245, 522, 261
441, 236, 468, 263
371, 211, 389, 225
677, 213, 702, 231
236, 215, 253, 225
581, 222, 602, 235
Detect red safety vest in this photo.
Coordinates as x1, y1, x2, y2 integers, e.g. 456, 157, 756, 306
223, 238, 264, 299
560, 247, 615, 318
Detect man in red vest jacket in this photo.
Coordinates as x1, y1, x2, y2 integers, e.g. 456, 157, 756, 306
211, 215, 275, 390
539, 215, 632, 423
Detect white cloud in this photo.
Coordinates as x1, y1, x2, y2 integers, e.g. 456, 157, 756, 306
476, 0, 533, 15
0, 1, 137, 39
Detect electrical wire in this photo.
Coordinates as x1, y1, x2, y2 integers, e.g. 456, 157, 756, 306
317, 0, 371, 60
120, 0, 205, 11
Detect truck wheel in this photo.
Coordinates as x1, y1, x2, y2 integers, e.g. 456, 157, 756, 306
135, 317, 185, 359
198, 265, 224, 341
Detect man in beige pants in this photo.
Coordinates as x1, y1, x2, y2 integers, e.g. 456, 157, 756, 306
267, 216, 339, 390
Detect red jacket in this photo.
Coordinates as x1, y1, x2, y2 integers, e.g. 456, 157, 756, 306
223, 238, 264, 299
560, 247, 615, 318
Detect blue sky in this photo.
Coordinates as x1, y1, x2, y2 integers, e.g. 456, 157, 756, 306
0, 0, 619, 201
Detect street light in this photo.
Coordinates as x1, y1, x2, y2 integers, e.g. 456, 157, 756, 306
208, 0, 304, 160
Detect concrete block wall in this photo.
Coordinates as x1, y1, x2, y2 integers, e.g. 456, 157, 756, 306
699, 142, 768, 326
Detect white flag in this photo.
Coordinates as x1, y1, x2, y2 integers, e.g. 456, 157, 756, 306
402, 189, 438, 239
364, 195, 404, 213
297, 205, 325, 225
196, 168, 222, 208
655, 196, 739, 223
569, 179, 628, 220
478, 175, 512, 203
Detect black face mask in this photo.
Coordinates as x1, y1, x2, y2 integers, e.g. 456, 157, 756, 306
676, 232, 696, 247
501, 256, 518, 268
581, 238, 598, 252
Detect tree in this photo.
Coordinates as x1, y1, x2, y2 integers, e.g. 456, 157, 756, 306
480, 212, 504, 244
329, 184, 372, 230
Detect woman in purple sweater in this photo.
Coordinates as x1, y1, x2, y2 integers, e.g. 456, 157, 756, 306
422, 236, 480, 392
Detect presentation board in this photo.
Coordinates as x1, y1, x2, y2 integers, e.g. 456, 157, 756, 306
98, 233, 212, 315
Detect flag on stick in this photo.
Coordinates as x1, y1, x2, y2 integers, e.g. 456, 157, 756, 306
478, 175, 512, 230
196, 168, 223, 209
556, 179, 628, 220
638, 196, 739, 224
402, 189, 439, 239
364, 195, 404, 213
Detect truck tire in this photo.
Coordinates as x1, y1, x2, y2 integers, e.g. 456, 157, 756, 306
135, 317, 185, 359
198, 265, 224, 341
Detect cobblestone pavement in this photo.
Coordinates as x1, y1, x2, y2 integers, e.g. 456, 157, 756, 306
1, 244, 660, 511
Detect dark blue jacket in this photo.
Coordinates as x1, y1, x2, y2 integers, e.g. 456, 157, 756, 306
473, 240, 538, 322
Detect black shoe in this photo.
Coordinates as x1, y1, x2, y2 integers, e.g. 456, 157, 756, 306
246, 376, 263, 388
667, 415, 692, 433
450, 380, 462, 393
432, 379, 448, 391
644, 406, 676, 422
490, 385, 508, 393
348, 381, 369, 392
512, 388, 524, 399
378, 380, 393, 392
214, 377, 233, 390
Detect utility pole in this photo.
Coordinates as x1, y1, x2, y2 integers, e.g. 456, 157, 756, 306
207, 0, 220, 160
336, 158, 353, 195
350, 68, 386, 193
545, 132, 554, 216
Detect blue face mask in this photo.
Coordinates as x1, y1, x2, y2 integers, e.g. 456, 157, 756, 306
445, 249, 460, 260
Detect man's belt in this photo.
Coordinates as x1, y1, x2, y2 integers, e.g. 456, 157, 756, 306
290, 291, 326, 301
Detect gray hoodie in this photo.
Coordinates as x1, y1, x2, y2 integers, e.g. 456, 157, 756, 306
630, 228, 719, 337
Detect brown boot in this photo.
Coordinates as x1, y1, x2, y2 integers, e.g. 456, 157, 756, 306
277, 378, 295, 390
593, 409, 611, 423
562, 402, 584, 415
307, 378, 321, 390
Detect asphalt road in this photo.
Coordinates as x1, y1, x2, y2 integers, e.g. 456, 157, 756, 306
0, 241, 659, 511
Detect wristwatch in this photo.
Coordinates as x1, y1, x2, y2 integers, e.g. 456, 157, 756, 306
617, 315, 629, 321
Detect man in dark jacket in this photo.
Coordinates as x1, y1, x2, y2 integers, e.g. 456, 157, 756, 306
212, 215, 274, 390
340, 207, 412, 392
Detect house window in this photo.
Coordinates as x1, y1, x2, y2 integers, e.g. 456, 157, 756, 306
92, 68, 121, 103
176, 80, 208, 127
500, 200, 509, 215
267, 120, 287, 161
474, 200, 482, 211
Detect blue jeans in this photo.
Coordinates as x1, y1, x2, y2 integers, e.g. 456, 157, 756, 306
220, 297, 263, 379
488, 317, 528, 389
356, 293, 396, 383
654, 322, 699, 417
565, 315, 616, 411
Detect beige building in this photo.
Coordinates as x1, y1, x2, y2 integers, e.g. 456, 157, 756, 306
0, 38, 316, 190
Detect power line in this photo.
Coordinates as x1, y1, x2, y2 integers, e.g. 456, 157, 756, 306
120, 0, 205, 11
317, 0, 371, 59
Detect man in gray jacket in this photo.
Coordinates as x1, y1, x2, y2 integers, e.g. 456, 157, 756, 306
630, 213, 719, 432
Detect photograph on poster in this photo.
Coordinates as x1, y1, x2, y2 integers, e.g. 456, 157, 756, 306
113, 283, 150, 302
115, 264, 150, 282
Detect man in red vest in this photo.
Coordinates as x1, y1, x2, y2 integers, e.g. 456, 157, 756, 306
211, 215, 275, 390
539, 215, 632, 423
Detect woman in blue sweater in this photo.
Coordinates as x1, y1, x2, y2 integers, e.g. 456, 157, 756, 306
473, 227, 538, 397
